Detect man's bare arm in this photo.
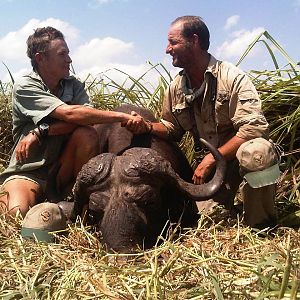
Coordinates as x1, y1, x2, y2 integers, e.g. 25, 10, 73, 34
192, 135, 247, 184
50, 104, 141, 125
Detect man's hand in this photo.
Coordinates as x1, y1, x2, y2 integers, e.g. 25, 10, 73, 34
123, 111, 152, 134
15, 131, 40, 163
192, 153, 216, 185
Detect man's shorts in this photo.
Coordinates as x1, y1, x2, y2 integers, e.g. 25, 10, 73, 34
1, 168, 48, 193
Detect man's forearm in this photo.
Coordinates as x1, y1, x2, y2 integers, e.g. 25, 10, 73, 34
192, 135, 247, 184
208, 135, 247, 163
50, 105, 134, 125
150, 122, 170, 140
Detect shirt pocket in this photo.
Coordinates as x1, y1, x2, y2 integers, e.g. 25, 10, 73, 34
174, 108, 194, 131
215, 91, 231, 126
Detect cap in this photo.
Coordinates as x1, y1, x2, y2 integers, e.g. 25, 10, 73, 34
21, 202, 67, 242
236, 138, 281, 188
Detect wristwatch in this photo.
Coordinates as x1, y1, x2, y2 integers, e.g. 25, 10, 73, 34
38, 123, 50, 138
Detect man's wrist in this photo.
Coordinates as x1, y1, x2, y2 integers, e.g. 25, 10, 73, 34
145, 120, 153, 134
29, 129, 42, 145
38, 123, 50, 137
205, 153, 216, 165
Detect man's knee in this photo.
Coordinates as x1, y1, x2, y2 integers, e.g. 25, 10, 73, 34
72, 126, 99, 142
0, 180, 41, 217
71, 126, 99, 154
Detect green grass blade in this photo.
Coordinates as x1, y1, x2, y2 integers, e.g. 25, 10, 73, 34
2, 62, 14, 84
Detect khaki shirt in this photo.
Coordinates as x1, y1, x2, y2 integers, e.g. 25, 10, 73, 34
0, 71, 91, 181
161, 55, 269, 148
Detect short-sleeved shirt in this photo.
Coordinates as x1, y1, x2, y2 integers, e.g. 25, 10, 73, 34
161, 55, 269, 148
0, 71, 91, 182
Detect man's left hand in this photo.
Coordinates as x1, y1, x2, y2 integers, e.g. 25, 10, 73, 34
192, 153, 216, 185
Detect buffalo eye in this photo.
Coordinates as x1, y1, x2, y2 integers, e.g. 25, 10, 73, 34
134, 189, 160, 209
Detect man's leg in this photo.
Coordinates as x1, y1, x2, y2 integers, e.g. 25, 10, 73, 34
56, 126, 99, 197
236, 138, 279, 227
0, 178, 42, 217
241, 183, 277, 227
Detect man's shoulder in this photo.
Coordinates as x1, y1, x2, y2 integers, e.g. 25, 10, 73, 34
14, 71, 43, 90
215, 60, 251, 89
219, 61, 246, 77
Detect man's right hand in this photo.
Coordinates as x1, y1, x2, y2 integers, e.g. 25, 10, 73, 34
15, 131, 40, 163
123, 111, 152, 134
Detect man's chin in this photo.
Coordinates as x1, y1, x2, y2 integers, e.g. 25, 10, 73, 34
64, 71, 70, 78
172, 61, 183, 68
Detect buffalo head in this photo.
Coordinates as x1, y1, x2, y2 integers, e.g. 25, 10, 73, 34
72, 138, 226, 252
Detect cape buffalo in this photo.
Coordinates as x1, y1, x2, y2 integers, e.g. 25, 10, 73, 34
63, 104, 226, 252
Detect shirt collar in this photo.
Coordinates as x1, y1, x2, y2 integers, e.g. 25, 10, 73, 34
205, 54, 219, 78
28, 70, 72, 93
177, 54, 219, 104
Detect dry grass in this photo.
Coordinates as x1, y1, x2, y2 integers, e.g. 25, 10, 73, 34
1, 211, 300, 299
0, 81, 13, 169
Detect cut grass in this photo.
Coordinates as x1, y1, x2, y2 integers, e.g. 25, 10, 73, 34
1, 214, 300, 299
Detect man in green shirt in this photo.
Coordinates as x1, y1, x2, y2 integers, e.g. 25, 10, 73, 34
0, 26, 143, 217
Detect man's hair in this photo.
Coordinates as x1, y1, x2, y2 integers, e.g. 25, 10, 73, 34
27, 26, 64, 70
171, 16, 210, 51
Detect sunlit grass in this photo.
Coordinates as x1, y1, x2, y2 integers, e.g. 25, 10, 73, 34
1, 213, 300, 299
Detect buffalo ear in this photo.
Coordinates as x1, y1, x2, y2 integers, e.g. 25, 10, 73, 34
76, 153, 116, 186
72, 153, 116, 220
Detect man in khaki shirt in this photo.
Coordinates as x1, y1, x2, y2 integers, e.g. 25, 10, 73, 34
126, 16, 280, 228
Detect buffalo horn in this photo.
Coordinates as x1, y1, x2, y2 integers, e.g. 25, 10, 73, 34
133, 138, 226, 201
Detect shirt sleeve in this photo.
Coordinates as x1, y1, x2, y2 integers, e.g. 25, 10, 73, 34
13, 79, 65, 125
161, 85, 185, 141
229, 72, 269, 140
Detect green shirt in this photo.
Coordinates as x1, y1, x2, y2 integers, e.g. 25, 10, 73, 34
0, 71, 91, 182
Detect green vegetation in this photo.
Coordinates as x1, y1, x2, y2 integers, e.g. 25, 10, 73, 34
0, 33, 299, 299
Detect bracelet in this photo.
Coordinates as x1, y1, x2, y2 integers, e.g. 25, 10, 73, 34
29, 129, 42, 145
145, 120, 153, 134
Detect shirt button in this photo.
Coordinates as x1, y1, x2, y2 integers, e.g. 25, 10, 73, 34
209, 136, 212, 139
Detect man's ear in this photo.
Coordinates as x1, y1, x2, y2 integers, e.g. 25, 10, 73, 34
35, 52, 44, 64
192, 34, 200, 48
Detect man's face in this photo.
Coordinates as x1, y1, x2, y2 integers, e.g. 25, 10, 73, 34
39, 39, 72, 80
166, 22, 194, 68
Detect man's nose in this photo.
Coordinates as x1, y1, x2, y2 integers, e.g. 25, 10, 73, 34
166, 43, 172, 54
67, 54, 72, 63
